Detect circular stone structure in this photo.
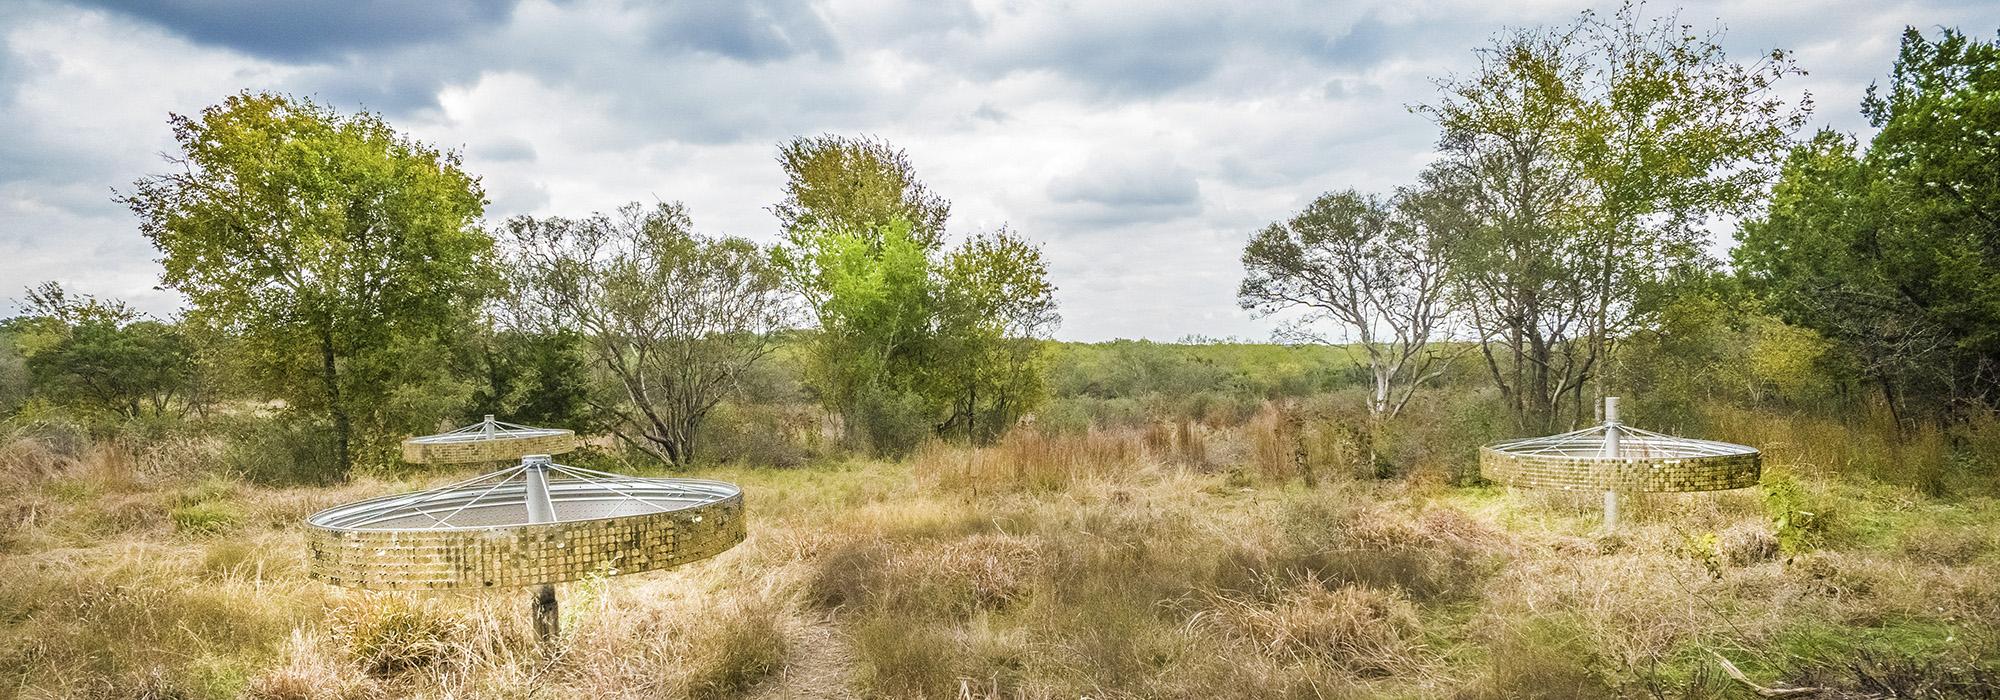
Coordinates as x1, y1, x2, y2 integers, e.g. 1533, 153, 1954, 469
1479, 399, 1760, 493
400, 415, 578, 464
305, 459, 745, 591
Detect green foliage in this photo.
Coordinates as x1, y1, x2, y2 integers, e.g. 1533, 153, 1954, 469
334, 598, 468, 677
222, 416, 344, 485
1424, 4, 1804, 430
1239, 188, 1461, 420
1611, 275, 1839, 427
0, 323, 28, 417
777, 217, 937, 435
466, 328, 597, 433
695, 401, 819, 467
124, 91, 493, 476
932, 231, 1060, 441
1764, 472, 1830, 555
12, 283, 195, 420
1469, 615, 1613, 699
773, 134, 951, 249
774, 137, 1059, 452
1739, 28, 2000, 420
506, 201, 792, 465
170, 501, 243, 536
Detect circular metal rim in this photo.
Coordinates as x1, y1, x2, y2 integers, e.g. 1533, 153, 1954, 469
1483, 427, 1758, 462
305, 465, 750, 590
305, 475, 743, 533
1481, 440, 1760, 462
1478, 446, 1762, 493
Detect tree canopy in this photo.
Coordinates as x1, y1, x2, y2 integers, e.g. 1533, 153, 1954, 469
124, 91, 493, 474
1420, 3, 1804, 430
506, 202, 793, 465
774, 135, 1058, 453
1737, 28, 2000, 420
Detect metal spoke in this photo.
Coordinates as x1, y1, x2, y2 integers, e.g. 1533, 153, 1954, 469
545, 463, 675, 513
424, 466, 529, 528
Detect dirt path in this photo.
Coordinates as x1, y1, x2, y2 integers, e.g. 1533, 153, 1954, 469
749, 613, 855, 699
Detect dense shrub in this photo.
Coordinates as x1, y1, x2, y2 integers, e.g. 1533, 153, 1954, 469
696, 402, 821, 467
222, 417, 345, 485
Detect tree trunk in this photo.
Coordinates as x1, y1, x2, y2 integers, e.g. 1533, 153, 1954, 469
316, 323, 352, 477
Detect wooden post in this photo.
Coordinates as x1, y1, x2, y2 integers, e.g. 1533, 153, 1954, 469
523, 455, 560, 644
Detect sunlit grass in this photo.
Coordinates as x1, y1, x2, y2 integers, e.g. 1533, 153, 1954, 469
2, 407, 1998, 697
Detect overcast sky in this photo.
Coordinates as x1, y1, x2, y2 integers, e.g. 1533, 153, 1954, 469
0, 0, 1989, 341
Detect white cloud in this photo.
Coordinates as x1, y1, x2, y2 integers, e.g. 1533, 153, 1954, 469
0, 0, 1983, 340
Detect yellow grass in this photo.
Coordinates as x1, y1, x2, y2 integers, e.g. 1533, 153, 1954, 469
2, 415, 1998, 698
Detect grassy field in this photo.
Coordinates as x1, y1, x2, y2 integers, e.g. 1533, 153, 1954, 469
3, 404, 1998, 699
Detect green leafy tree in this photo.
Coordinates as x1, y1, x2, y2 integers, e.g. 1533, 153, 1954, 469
773, 134, 951, 249
772, 135, 1059, 452
124, 92, 493, 475
1738, 28, 2000, 419
0, 323, 27, 417
933, 231, 1060, 441
776, 217, 939, 453
1565, 4, 1807, 407
467, 326, 598, 433
1239, 189, 1461, 421
506, 202, 793, 466
1419, 25, 1596, 431
1422, 4, 1804, 430
14, 282, 194, 419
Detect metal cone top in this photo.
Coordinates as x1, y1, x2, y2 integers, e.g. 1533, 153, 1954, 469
401, 415, 578, 464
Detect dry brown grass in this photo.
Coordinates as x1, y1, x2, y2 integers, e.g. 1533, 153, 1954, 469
1201, 579, 1426, 677
4, 413, 1999, 699
911, 427, 1145, 492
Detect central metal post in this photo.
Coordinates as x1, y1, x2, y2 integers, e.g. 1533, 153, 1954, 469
523, 454, 560, 644
1601, 397, 1621, 532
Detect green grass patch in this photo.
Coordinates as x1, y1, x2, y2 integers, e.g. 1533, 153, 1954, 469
171, 501, 243, 535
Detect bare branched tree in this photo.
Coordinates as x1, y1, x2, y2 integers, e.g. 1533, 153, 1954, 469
1239, 189, 1466, 420
505, 202, 794, 466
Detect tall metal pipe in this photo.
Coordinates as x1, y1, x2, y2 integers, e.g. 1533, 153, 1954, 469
523, 454, 560, 643
1601, 397, 1621, 531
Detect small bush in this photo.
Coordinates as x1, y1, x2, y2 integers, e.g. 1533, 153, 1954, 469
1898, 523, 1992, 565
851, 388, 932, 458
1764, 472, 1832, 555
803, 539, 892, 611
223, 417, 343, 485
1220, 497, 1506, 603
1033, 397, 1094, 436
332, 597, 469, 677
804, 534, 1043, 618
852, 615, 959, 698
697, 402, 816, 467
247, 630, 379, 700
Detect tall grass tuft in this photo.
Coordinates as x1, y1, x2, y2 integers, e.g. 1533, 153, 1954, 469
912, 428, 1143, 492
1203, 579, 1427, 677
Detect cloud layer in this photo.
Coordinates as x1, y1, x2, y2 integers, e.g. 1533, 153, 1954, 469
0, 0, 1988, 340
